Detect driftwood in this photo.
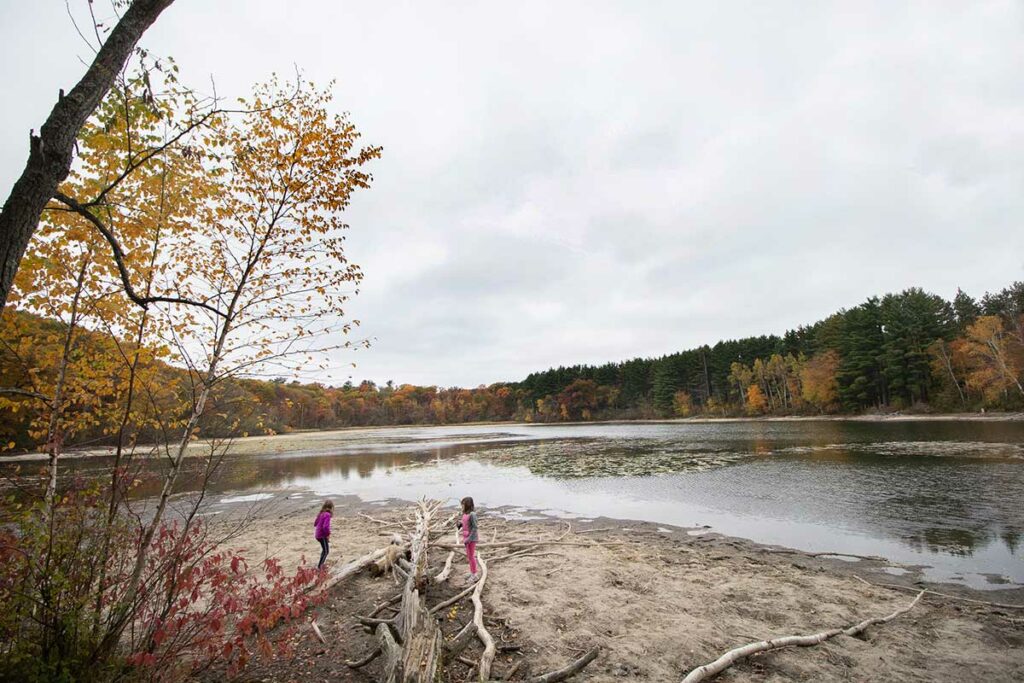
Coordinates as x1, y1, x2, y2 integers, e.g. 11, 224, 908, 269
680, 590, 926, 683
371, 543, 411, 578
445, 620, 478, 657
349, 500, 445, 682
521, 647, 601, 683
472, 554, 496, 679
349, 501, 600, 683
391, 500, 445, 682
312, 545, 397, 596
435, 551, 455, 582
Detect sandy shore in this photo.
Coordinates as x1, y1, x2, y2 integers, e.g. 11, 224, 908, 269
206, 491, 1024, 682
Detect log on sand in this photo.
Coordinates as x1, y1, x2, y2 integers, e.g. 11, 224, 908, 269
311, 545, 397, 596
680, 590, 926, 683
381, 499, 445, 683
472, 554, 496, 679
351, 501, 600, 683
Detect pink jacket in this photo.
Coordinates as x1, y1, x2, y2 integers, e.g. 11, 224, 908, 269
314, 510, 332, 540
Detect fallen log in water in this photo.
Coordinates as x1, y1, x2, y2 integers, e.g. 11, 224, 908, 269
680, 590, 926, 683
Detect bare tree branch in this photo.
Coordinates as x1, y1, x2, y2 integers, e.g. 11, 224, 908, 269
52, 191, 226, 318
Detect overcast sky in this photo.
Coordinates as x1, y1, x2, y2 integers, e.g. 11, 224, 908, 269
3, 1, 1024, 387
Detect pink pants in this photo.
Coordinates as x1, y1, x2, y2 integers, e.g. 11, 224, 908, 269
465, 541, 477, 574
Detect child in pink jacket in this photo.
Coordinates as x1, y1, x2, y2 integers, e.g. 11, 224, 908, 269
456, 496, 479, 582
314, 500, 334, 569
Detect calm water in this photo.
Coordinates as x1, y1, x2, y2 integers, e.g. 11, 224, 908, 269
21, 420, 1024, 589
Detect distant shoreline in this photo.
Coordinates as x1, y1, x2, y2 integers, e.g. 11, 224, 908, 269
3, 411, 1021, 462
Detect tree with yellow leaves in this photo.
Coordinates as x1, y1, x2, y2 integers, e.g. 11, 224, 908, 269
745, 384, 768, 415
800, 350, 840, 414
956, 315, 1024, 403
93, 76, 381, 658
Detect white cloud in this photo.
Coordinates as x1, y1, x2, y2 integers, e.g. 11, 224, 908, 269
2, 0, 1023, 387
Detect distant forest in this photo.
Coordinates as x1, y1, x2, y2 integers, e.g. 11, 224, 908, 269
2, 282, 1023, 448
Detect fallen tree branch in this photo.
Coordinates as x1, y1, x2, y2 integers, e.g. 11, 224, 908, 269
310, 545, 398, 596
360, 511, 406, 527
680, 590, 926, 683
525, 646, 601, 683
345, 645, 382, 669
473, 554, 496, 680
430, 582, 477, 615
445, 620, 478, 657
310, 619, 326, 644
435, 551, 455, 582
368, 593, 404, 618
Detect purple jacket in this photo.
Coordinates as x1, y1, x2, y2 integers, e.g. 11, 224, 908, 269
314, 510, 332, 540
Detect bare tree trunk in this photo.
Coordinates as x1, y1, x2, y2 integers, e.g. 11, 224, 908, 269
0, 0, 175, 310
935, 341, 966, 408
43, 253, 91, 513
93, 313, 229, 662
986, 338, 1024, 398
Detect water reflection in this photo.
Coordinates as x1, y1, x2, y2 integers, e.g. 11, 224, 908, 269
5, 419, 1023, 588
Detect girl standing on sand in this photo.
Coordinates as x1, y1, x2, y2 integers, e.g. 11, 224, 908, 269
457, 496, 479, 582
314, 500, 334, 569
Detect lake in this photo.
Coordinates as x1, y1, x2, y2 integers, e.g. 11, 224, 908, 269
28, 419, 1024, 590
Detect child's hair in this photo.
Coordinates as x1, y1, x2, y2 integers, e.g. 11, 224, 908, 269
460, 496, 475, 513
320, 499, 334, 513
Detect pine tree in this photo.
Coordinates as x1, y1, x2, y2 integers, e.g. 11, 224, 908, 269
837, 298, 887, 410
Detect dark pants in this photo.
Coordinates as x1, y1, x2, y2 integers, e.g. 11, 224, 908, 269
318, 537, 329, 568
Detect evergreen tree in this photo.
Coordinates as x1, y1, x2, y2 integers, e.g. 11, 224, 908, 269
879, 288, 955, 405
651, 360, 679, 415
837, 298, 887, 410
953, 288, 981, 331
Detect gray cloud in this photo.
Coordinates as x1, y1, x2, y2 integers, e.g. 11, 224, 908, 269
3, 1, 1024, 387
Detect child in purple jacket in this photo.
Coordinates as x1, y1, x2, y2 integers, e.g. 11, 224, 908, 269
314, 500, 334, 569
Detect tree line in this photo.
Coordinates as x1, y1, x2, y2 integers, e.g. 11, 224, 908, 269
5, 283, 1022, 451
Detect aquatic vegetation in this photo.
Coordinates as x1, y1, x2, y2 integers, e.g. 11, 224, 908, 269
475, 438, 754, 478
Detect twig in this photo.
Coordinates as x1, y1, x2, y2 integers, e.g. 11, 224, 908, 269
368, 592, 403, 618
523, 646, 601, 683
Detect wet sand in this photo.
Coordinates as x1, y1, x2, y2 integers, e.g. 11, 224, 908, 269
208, 491, 1024, 682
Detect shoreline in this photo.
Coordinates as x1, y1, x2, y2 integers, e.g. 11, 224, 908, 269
209, 492, 1024, 681
5, 411, 1022, 462
211, 488, 1024, 600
